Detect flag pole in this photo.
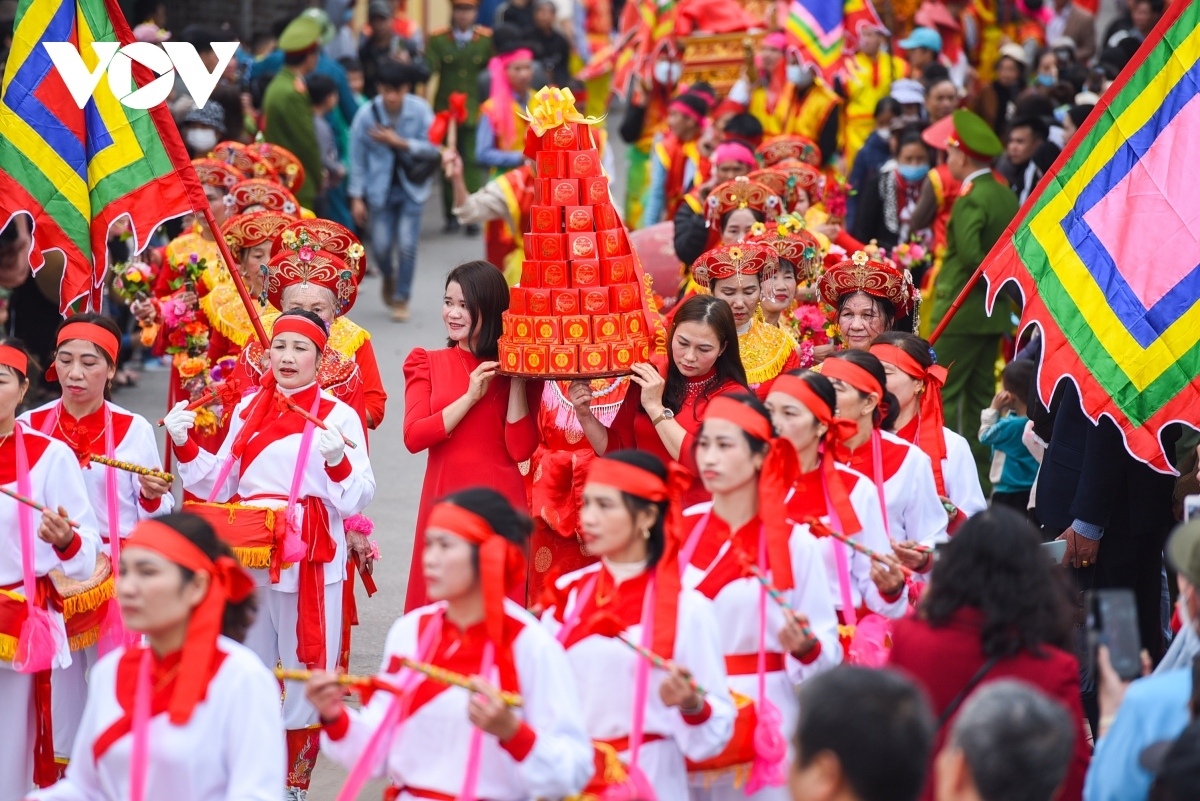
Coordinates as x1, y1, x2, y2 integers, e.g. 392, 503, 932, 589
198, 206, 270, 347
927, 262, 986, 346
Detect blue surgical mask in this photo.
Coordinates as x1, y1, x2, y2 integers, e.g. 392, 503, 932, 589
1036, 72, 1056, 87
898, 163, 930, 182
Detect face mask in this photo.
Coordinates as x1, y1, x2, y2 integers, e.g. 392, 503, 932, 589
186, 127, 219, 153
653, 61, 681, 86
787, 65, 813, 88
1036, 72, 1056, 87
898, 163, 930, 182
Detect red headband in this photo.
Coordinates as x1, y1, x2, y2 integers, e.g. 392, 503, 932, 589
704, 395, 774, 441
427, 502, 525, 692
271, 314, 328, 351
871, 344, 951, 495
713, 141, 758, 169
47, 322, 121, 382
669, 98, 704, 123
0, 345, 28, 376
123, 520, 255, 724
821, 358, 883, 399
585, 457, 692, 658
768, 375, 863, 535
586, 459, 669, 502
703, 395, 801, 588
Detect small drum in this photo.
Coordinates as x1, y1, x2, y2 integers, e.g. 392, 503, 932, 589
183, 500, 287, 570
50, 553, 114, 651
686, 689, 758, 774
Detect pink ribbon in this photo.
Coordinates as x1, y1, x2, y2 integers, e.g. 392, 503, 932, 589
745, 527, 786, 794
129, 647, 153, 801
99, 406, 133, 655
457, 640, 496, 801
13, 424, 64, 674
335, 612, 444, 801
280, 390, 322, 563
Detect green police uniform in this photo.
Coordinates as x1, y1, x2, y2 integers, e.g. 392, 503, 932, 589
263, 17, 325, 210
929, 110, 1020, 490
426, 24, 493, 221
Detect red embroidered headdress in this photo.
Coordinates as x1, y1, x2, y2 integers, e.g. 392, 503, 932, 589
225, 178, 300, 217
818, 250, 916, 317
691, 242, 778, 289
756, 134, 821, 168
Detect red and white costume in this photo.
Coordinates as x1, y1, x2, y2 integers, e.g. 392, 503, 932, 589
543, 562, 736, 798
30, 518, 284, 801
679, 397, 841, 801
176, 377, 372, 783
870, 343, 986, 521
320, 501, 593, 801
28, 637, 284, 801
22, 399, 174, 760
0, 420, 99, 801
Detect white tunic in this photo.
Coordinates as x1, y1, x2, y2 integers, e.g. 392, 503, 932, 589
0, 428, 100, 670
321, 599, 594, 801
942, 427, 987, 517
866, 431, 948, 548
28, 637, 286, 801
786, 464, 909, 619
678, 506, 842, 781
176, 383, 374, 592
21, 401, 175, 540
542, 564, 737, 799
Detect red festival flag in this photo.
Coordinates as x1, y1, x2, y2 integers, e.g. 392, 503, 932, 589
0, 0, 209, 313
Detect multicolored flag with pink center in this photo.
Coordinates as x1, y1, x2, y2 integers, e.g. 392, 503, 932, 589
981, 0, 1200, 472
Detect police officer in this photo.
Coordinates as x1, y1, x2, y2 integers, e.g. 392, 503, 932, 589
426, 0, 494, 235
263, 14, 325, 211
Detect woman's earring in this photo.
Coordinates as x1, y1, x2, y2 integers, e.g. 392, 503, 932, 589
643, 526, 652, 540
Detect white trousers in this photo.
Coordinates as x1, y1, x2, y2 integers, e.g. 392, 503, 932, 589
689, 774, 792, 801
244, 582, 343, 730
0, 668, 35, 801
52, 643, 97, 760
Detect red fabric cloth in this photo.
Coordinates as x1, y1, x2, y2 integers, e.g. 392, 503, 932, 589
673, 0, 762, 36
888, 609, 1090, 801
402, 347, 541, 611
606, 363, 743, 509
354, 339, 388, 429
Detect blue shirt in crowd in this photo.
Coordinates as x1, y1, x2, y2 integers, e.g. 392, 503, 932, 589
979, 411, 1039, 493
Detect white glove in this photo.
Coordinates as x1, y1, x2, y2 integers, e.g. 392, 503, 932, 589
318, 424, 346, 467
163, 400, 196, 446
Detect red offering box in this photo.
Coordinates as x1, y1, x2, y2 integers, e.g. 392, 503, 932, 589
580, 288, 609, 314
562, 316, 591, 344
610, 342, 636, 370
609, 283, 641, 312
594, 204, 619, 230
564, 206, 594, 232
549, 178, 580, 206
635, 337, 652, 362
535, 152, 565, 178
526, 288, 552, 316
509, 315, 534, 345
544, 123, 588, 151
540, 261, 570, 288
520, 260, 540, 287
571, 260, 600, 287
579, 344, 609, 373
601, 255, 633, 284
581, 177, 610, 205
530, 205, 561, 233
527, 234, 566, 261
501, 312, 512, 338
521, 345, 549, 374
623, 310, 648, 339
592, 314, 622, 343
509, 288, 527, 315
499, 343, 521, 372
596, 228, 628, 259
551, 288, 580, 316
567, 149, 602, 178
549, 345, 578, 373
568, 232, 598, 260
533, 316, 561, 344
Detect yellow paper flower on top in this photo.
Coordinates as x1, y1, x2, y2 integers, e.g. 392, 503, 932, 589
519, 86, 606, 136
